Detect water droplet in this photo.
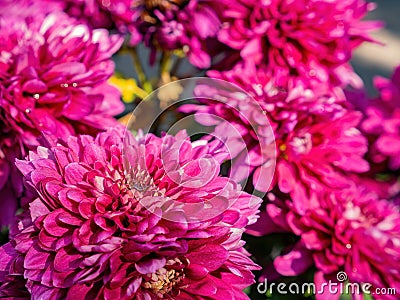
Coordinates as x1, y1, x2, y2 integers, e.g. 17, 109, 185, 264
33, 94, 40, 100
253, 84, 263, 96
346, 243, 351, 249
72, 83, 78, 87
61, 83, 69, 88
25, 109, 31, 114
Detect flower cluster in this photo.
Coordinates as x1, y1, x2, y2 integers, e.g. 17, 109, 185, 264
129, 0, 223, 68
217, 0, 381, 89
260, 188, 400, 299
54, 0, 137, 33
179, 0, 400, 297
56, 0, 115, 29
0, 128, 260, 299
183, 63, 369, 196
0, 0, 398, 299
207, 62, 347, 138
42, 0, 224, 68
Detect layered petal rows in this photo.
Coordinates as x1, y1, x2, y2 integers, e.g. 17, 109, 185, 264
0, 128, 261, 299
0, 11, 124, 226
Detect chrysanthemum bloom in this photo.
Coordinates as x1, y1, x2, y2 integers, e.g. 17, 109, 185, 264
218, 0, 381, 89
54, 0, 134, 30
0, 12, 124, 226
52, 0, 225, 68
0, 128, 261, 299
274, 110, 369, 209
129, 0, 222, 68
182, 68, 367, 195
354, 66, 400, 170
207, 63, 347, 138
258, 189, 400, 300
57, 0, 115, 29
45, 0, 225, 68
180, 75, 277, 192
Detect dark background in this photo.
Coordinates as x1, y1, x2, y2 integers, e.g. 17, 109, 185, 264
352, 0, 400, 94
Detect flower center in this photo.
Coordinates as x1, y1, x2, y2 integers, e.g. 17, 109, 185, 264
142, 0, 188, 10
289, 133, 312, 156
125, 166, 163, 198
142, 258, 186, 297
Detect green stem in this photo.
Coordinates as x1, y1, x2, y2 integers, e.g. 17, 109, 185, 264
160, 51, 173, 84
131, 47, 146, 88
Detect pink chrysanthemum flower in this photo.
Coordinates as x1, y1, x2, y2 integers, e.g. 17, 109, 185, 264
218, 0, 380, 89
355, 66, 400, 170
260, 189, 400, 300
0, 12, 124, 226
207, 63, 347, 138
57, 0, 115, 29
182, 70, 368, 195
53, 0, 134, 30
130, 0, 222, 68
275, 111, 369, 209
0, 128, 260, 299
180, 76, 278, 192
18, 0, 224, 68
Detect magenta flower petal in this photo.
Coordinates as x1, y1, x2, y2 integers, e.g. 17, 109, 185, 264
273, 241, 314, 276
186, 244, 229, 272
0, 243, 18, 281
135, 257, 167, 275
